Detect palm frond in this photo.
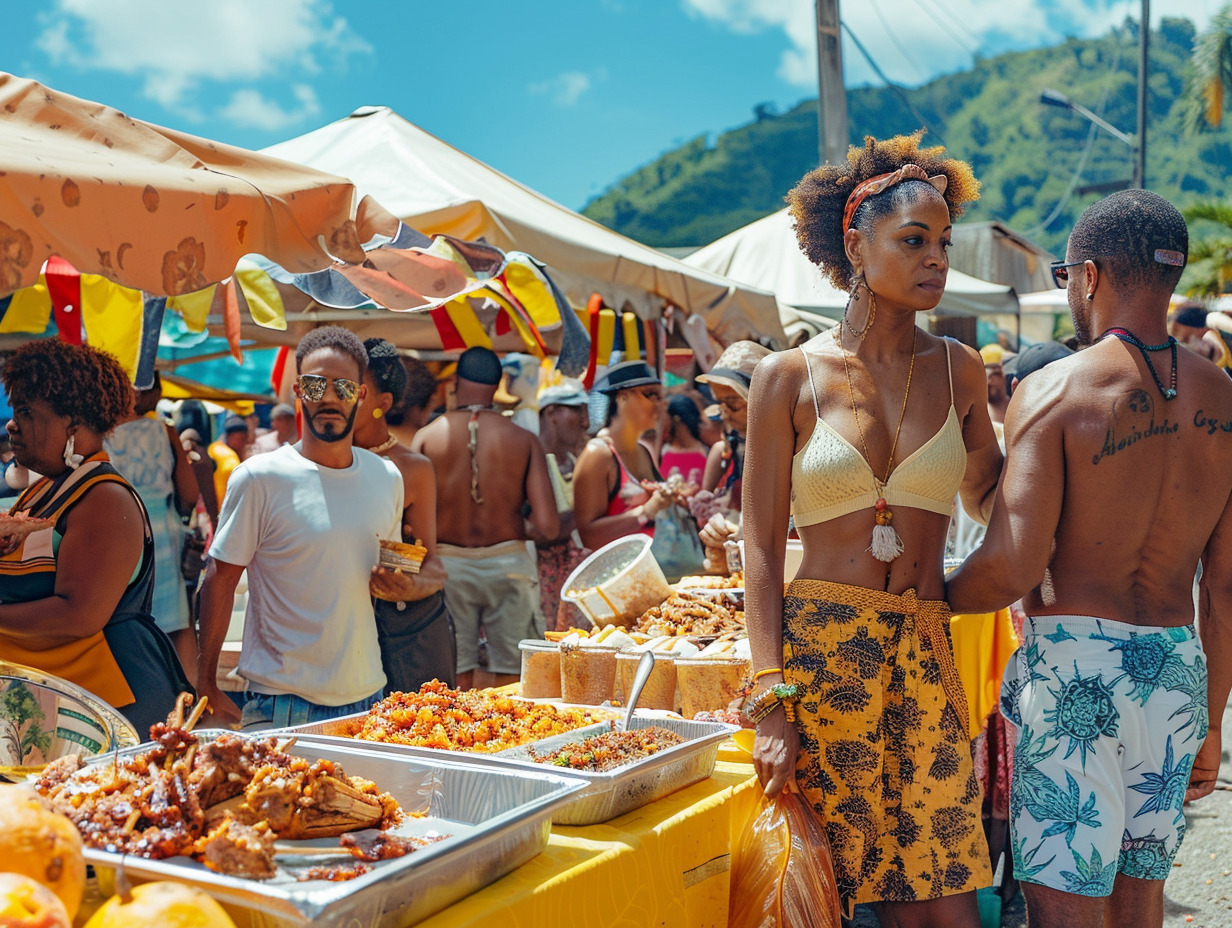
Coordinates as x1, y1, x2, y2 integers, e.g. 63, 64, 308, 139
1183, 202, 1232, 231
1184, 7, 1232, 132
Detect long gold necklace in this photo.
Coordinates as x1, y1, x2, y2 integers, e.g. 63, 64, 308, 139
836, 324, 917, 562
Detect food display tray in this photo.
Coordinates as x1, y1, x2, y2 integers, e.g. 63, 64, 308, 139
71, 730, 586, 928
494, 715, 737, 825
287, 715, 736, 827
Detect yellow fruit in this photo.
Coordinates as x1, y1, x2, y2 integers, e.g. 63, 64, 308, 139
83, 882, 237, 928
0, 788, 84, 918
0, 872, 71, 928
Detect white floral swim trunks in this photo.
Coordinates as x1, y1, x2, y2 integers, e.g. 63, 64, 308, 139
1000, 614, 1208, 896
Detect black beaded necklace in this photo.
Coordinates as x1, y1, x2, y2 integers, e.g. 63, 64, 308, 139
1099, 327, 1178, 400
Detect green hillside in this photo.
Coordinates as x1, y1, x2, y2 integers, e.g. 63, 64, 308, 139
581, 17, 1232, 257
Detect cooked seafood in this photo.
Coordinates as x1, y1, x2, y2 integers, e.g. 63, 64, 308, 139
633, 590, 745, 637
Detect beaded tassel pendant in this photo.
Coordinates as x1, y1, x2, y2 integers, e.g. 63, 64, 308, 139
869, 496, 904, 562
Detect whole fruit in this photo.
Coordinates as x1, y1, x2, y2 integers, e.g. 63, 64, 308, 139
83, 882, 238, 928
0, 788, 84, 918
0, 872, 71, 928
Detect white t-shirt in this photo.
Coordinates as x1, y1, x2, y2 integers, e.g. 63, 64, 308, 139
210, 443, 403, 705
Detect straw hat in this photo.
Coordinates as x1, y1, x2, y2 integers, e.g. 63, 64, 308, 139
695, 341, 771, 400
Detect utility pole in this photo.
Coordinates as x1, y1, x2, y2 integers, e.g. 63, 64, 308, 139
1134, 0, 1149, 188
815, 0, 848, 166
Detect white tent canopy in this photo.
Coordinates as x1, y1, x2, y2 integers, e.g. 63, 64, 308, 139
684, 209, 1019, 318
262, 107, 786, 346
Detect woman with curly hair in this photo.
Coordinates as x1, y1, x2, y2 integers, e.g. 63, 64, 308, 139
743, 133, 1003, 923
0, 340, 191, 735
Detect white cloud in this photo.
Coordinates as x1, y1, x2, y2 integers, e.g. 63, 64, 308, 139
219, 85, 322, 130
530, 70, 595, 106
682, 0, 1222, 89
34, 0, 368, 124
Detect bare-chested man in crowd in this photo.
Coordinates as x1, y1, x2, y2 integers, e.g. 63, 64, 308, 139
411, 347, 558, 688
948, 190, 1232, 928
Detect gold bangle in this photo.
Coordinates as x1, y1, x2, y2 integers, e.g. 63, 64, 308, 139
752, 667, 784, 681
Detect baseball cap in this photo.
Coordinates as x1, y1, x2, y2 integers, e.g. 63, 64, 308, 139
696, 341, 772, 400
538, 384, 590, 409
1172, 305, 1208, 329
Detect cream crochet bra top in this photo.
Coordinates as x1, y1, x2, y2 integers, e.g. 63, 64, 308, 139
791, 340, 966, 528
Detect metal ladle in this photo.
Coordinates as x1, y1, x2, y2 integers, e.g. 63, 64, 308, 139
620, 649, 656, 731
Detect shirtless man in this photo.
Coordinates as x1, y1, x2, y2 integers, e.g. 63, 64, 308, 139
411, 346, 558, 689
947, 190, 1232, 928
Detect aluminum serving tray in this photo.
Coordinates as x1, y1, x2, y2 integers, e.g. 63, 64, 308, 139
288, 715, 736, 827
493, 715, 737, 825
71, 729, 586, 928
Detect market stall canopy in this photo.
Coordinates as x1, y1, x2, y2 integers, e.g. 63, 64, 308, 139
684, 209, 1019, 318
260, 106, 786, 346
0, 72, 386, 299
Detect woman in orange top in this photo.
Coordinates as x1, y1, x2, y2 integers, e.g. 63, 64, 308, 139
0, 340, 190, 736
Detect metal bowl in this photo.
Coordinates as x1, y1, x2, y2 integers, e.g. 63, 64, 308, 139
0, 659, 139, 779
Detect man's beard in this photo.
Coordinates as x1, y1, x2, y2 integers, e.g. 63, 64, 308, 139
306, 404, 359, 443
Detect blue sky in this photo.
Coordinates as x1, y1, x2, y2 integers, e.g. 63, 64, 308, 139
2, 0, 1222, 213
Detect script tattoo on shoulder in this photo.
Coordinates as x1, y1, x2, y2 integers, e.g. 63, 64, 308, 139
1091, 390, 1179, 465
1193, 408, 1232, 435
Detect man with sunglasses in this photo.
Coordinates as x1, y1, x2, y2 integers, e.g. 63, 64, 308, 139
947, 191, 1232, 928
196, 326, 405, 729
412, 346, 559, 690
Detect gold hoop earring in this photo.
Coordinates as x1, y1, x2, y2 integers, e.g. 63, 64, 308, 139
844, 276, 876, 339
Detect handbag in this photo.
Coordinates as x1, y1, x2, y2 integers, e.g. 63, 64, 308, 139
647, 502, 707, 582
180, 522, 207, 584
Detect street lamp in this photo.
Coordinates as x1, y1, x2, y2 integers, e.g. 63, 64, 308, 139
1040, 86, 1143, 190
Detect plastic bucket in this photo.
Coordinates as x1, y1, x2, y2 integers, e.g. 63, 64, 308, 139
675, 657, 750, 719
559, 645, 621, 705
562, 534, 671, 628
616, 650, 678, 711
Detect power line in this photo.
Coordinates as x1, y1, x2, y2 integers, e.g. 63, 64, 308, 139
840, 20, 944, 146
914, 0, 982, 56
869, 0, 928, 84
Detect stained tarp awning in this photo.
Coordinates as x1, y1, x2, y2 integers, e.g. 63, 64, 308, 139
0, 72, 399, 300
259, 106, 787, 346
684, 209, 1019, 318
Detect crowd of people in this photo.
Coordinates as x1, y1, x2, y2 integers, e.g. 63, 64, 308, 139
0, 131, 1229, 928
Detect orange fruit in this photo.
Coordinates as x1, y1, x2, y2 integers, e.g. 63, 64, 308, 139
0, 872, 71, 928
83, 882, 237, 928
0, 788, 84, 918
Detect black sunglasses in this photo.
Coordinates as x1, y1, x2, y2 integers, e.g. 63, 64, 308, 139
1050, 260, 1086, 289
298, 374, 359, 403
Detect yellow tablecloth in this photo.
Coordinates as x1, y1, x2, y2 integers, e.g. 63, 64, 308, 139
949, 607, 1019, 739
417, 756, 762, 928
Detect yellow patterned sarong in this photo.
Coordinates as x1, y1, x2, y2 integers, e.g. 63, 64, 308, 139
783, 579, 991, 912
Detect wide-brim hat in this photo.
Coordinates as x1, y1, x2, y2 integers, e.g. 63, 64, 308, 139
593, 360, 661, 395
695, 340, 771, 400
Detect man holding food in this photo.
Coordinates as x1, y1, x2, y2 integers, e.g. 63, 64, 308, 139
196, 326, 404, 728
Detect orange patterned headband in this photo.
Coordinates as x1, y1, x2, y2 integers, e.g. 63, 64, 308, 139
841, 163, 949, 234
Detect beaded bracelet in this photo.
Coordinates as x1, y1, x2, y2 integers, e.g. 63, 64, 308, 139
752, 667, 784, 681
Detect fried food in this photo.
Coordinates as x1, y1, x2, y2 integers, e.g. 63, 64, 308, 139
633, 590, 745, 637
33, 697, 402, 880
340, 829, 446, 862
674, 571, 743, 590
351, 680, 606, 752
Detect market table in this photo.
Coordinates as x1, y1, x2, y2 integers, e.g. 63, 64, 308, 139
415, 751, 761, 928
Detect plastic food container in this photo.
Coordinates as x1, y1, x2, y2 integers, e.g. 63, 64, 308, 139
559, 645, 621, 706
675, 657, 750, 720
615, 650, 678, 711
378, 539, 425, 573
562, 535, 671, 628
0, 659, 139, 778
519, 640, 562, 699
